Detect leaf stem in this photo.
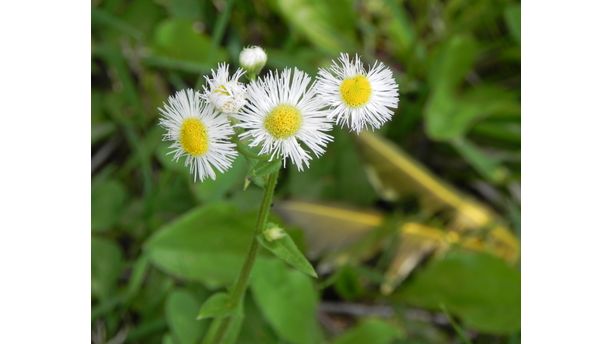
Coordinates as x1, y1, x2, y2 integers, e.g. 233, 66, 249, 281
208, 167, 280, 343
211, 0, 235, 47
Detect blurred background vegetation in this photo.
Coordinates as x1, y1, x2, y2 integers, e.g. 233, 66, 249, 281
92, 0, 520, 343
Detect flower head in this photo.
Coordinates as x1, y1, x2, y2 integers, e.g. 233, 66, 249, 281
202, 63, 247, 115
239, 46, 267, 76
159, 89, 238, 181
236, 68, 333, 171
316, 53, 399, 132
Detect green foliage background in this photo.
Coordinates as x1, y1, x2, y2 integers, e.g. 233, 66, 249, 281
92, 0, 520, 343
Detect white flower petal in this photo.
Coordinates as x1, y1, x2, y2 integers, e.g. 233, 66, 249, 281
158, 88, 238, 181
316, 53, 399, 133
201, 63, 247, 115
235, 68, 333, 171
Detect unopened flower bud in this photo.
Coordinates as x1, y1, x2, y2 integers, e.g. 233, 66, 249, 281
239, 46, 267, 77
263, 226, 285, 242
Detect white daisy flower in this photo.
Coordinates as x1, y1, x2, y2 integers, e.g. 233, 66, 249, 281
239, 45, 267, 76
159, 88, 238, 181
202, 63, 247, 115
236, 68, 333, 171
316, 53, 399, 132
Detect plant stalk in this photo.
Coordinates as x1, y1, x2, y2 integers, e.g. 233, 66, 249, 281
208, 167, 280, 343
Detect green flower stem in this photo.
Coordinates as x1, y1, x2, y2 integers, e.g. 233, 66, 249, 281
209, 167, 280, 343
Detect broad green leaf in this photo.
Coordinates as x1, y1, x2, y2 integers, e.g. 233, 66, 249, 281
332, 318, 403, 344
504, 4, 521, 43
428, 35, 478, 91
396, 250, 520, 334
251, 259, 322, 344
122, 0, 165, 39
162, 334, 176, 344
197, 292, 234, 319
424, 89, 456, 141
130, 268, 174, 318
236, 295, 278, 343
166, 289, 205, 344
257, 225, 318, 278
145, 203, 256, 288
91, 237, 123, 299
92, 178, 127, 232
160, 0, 204, 21
152, 19, 227, 72
272, 0, 357, 53
147, 170, 196, 230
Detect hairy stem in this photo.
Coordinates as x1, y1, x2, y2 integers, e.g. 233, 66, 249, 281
207, 167, 280, 343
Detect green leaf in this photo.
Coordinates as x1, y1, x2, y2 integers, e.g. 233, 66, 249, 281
203, 301, 245, 344
504, 4, 521, 43
332, 318, 403, 344
126, 255, 149, 298
243, 156, 278, 190
428, 35, 478, 91
152, 19, 227, 72
425, 85, 519, 141
92, 178, 127, 232
251, 259, 322, 344
248, 159, 281, 180
257, 225, 318, 278
91, 237, 124, 299
162, 333, 176, 344
333, 265, 365, 301
166, 289, 205, 344
396, 250, 520, 334
144, 203, 256, 288
197, 292, 234, 320
425, 33, 519, 142
160, 0, 204, 21
236, 295, 278, 343
272, 0, 357, 53
380, 0, 416, 62
452, 138, 510, 184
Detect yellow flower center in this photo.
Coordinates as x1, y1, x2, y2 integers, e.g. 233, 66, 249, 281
264, 104, 302, 139
180, 118, 208, 156
340, 75, 372, 107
